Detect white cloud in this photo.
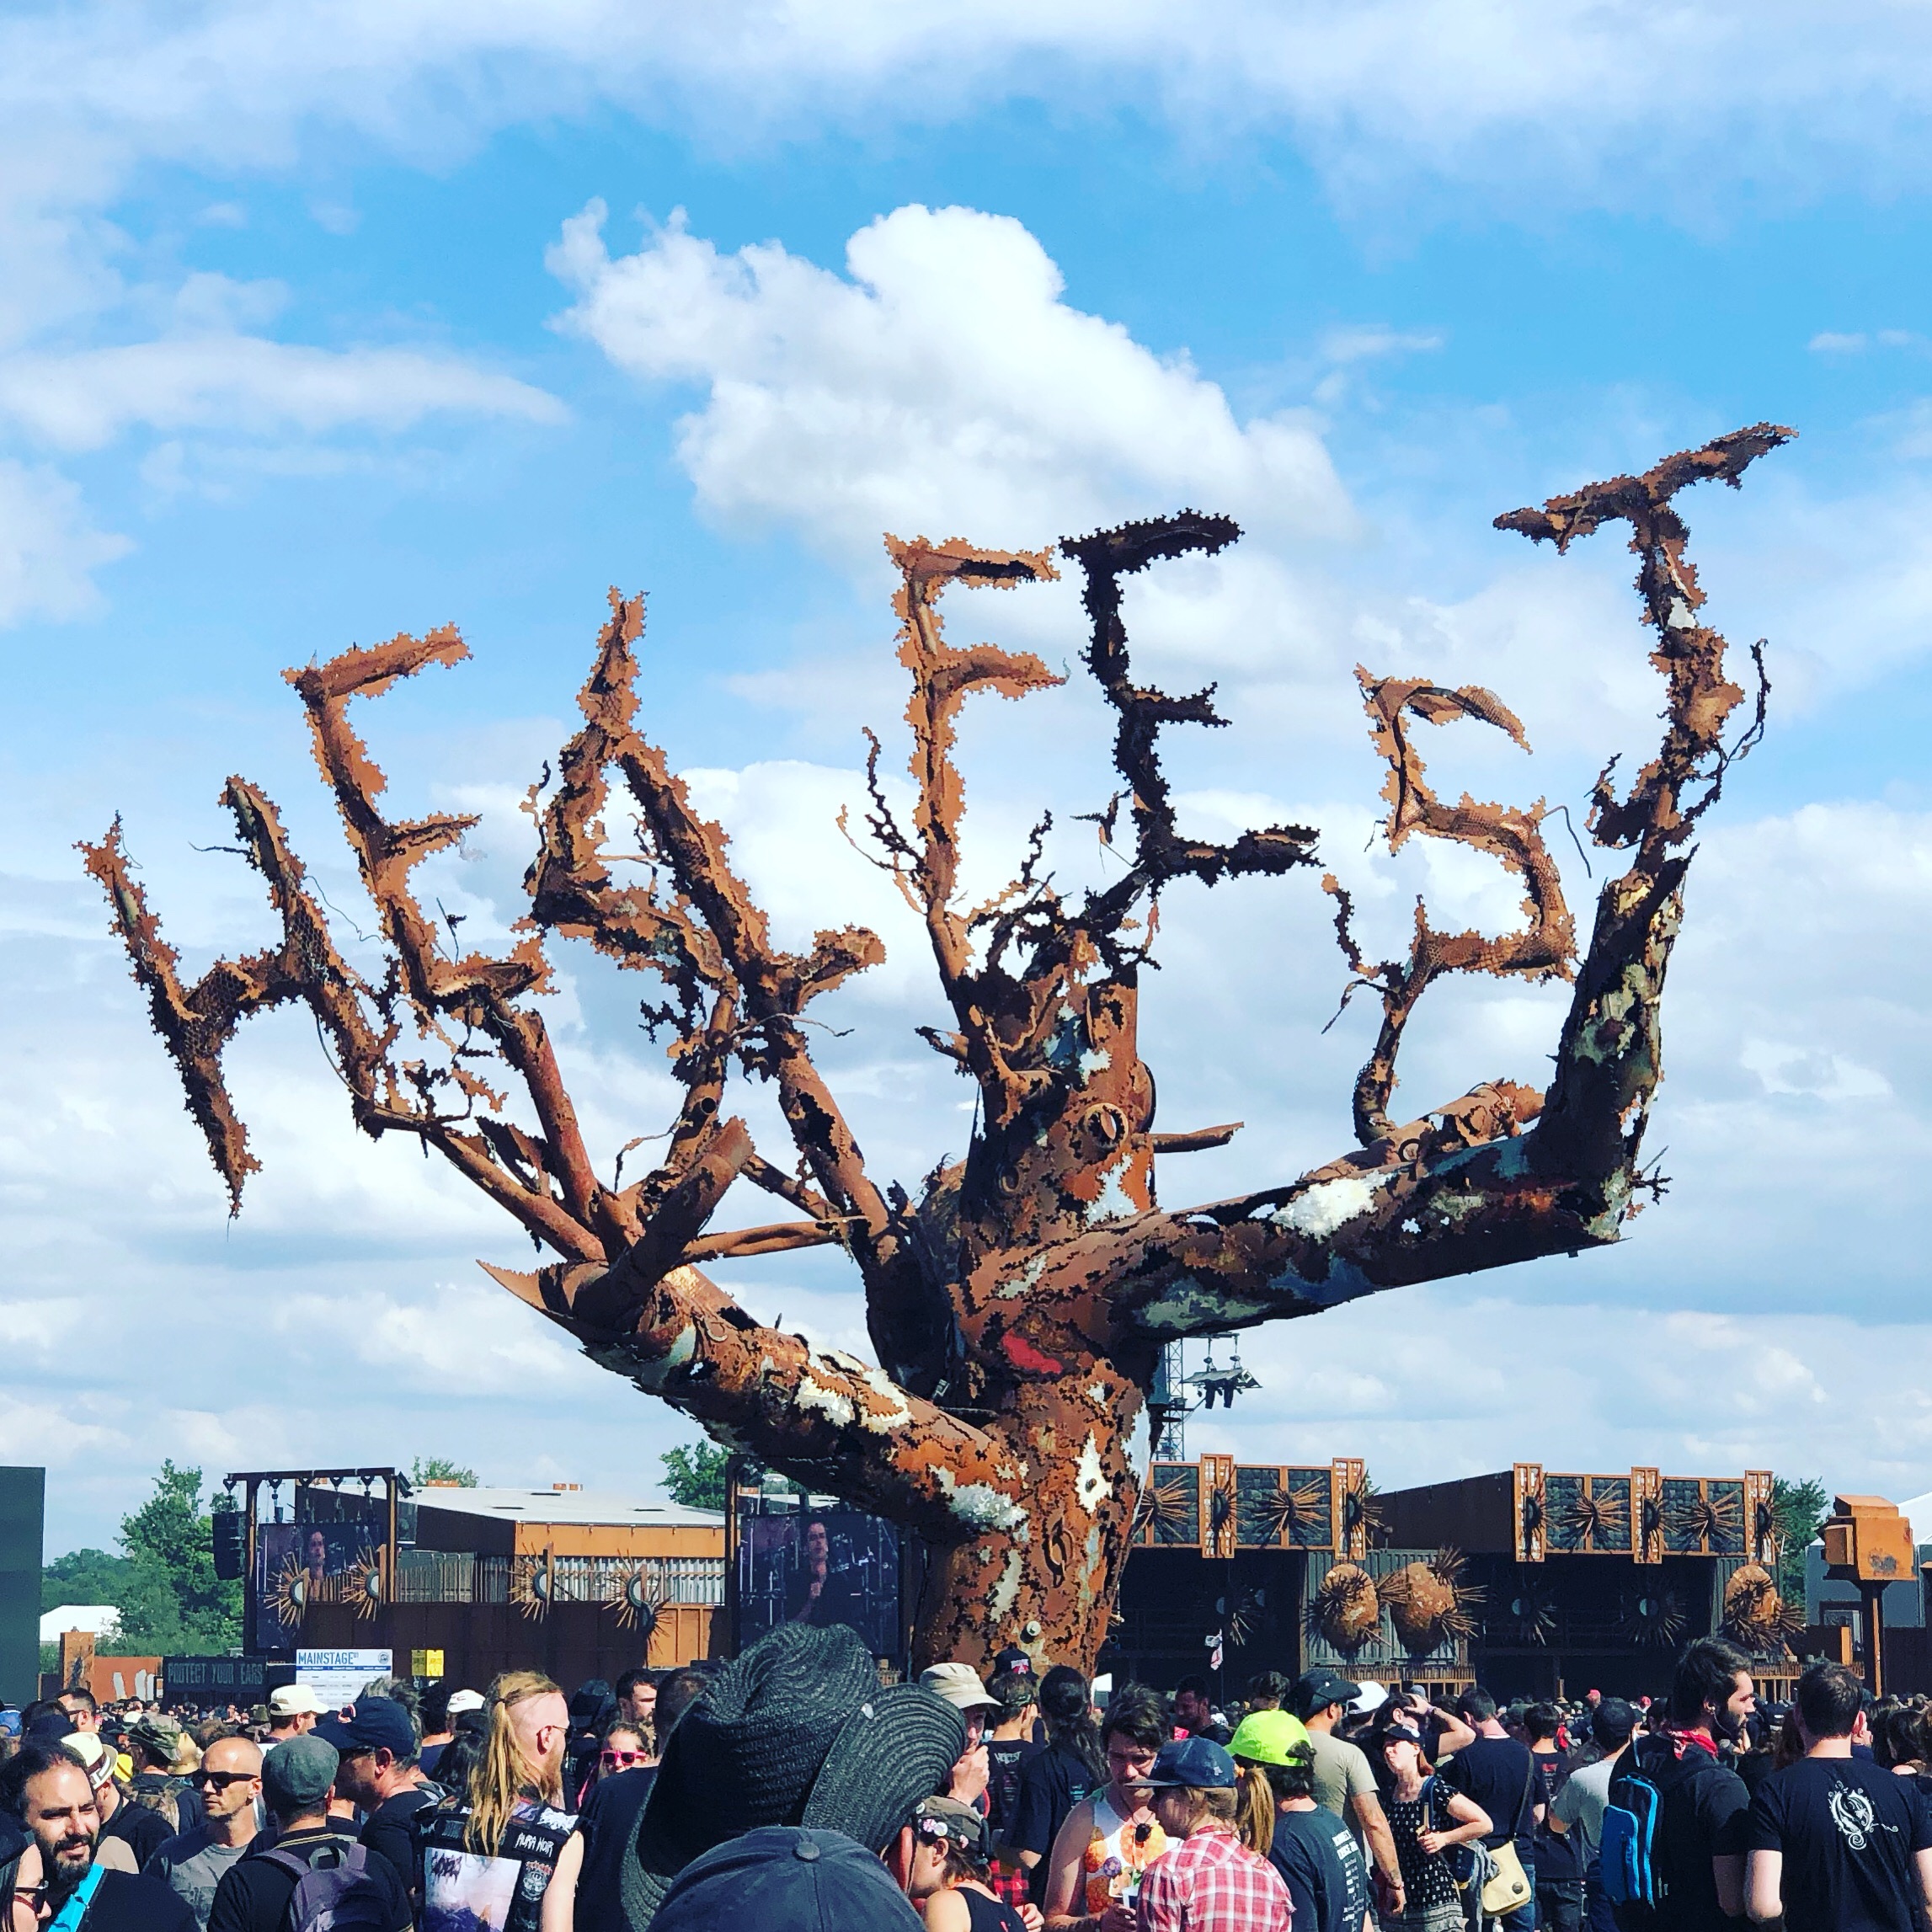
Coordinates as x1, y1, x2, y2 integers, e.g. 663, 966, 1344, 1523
0, 334, 564, 452
549, 200, 1351, 558
3, 3, 1930, 217
0, 459, 130, 624
1320, 323, 1444, 364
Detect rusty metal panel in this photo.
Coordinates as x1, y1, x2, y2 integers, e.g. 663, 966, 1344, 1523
1633, 1468, 1663, 1566
1201, 1454, 1236, 1559
1514, 1463, 1546, 1564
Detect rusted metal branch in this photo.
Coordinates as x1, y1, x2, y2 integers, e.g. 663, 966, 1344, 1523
1323, 671, 1577, 1145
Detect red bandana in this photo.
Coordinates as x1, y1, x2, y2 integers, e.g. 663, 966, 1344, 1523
1662, 1726, 1718, 1761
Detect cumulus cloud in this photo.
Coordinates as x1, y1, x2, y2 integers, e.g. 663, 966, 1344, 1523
549, 200, 1349, 558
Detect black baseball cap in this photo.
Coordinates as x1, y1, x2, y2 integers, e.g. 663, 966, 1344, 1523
654, 1826, 921, 1931
313, 1698, 416, 1759
1293, 1668, 1363, 1716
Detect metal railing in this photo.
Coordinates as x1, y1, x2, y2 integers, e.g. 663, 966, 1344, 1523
392, 1549, 723, 1606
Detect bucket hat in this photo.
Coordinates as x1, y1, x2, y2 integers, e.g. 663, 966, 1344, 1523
622, 1622, 963, 1928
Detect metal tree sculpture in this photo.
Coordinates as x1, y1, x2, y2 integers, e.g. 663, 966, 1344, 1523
83, 427, 1788, 1669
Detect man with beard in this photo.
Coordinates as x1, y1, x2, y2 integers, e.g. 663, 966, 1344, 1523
1611, 1637, 1757, 1930
0, 1740, 194, 1929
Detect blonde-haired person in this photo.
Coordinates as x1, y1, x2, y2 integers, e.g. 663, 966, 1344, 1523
1137, 1737, 1292, 1932
418, 1671, 579, 1932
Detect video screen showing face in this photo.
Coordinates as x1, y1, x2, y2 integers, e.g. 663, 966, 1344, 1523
736, 1503, 900, 1658
254, 1518, 382, 1652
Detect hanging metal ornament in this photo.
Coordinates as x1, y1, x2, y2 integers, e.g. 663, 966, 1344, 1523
344, 1546, 384, 1621
606, 1565, 667, 1637
511, 1551, 553, 1620
1381, 1548, 1482, 1654
1307, 1561, 1380, 1654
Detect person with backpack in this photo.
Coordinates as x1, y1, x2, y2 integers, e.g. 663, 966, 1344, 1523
1598, 1636, 1756, 1931
1743, 1659, 1932, 1931
1376, 1723, 1491, 1932
205, 1734, 412, 1932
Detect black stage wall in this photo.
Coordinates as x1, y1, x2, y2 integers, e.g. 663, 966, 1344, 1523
0, 1468, 45, 1705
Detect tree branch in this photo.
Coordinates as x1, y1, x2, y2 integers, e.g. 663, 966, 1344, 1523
1323, 671, 1576, 1144
478, 1252, 1027, 1541
1075, 428, 1792, 1340
1059, 512, 1322, 946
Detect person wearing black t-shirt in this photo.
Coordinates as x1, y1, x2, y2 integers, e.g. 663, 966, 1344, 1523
1746, 1660, 1932, 1932
313, 1695, 445, 1896
983, 1670, 1043, 1908
1622, 1637, 1758, 1930
1526, 1702, 1584, 1932
208, 1734, 411, 1932
1441, 1687, 1539, 1930
0, 1742, 195, 1932
1004, 1665, 1110, 1908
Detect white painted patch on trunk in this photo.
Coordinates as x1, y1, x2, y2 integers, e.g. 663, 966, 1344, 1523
856, 1364, 912, 1431
996, 1254, 1049, 1301
1126, 1405, 1152, 1479
794, 1374, 855, 1428
1086, 1383, 1111, 1408
626, 1324, 695, 1392
1075, 1433, 1109, 1513
1270, 1171, 1385, 1240
1079, 1046, 1111, 1077
937, 1469, 1029, 1534
989, 1548, 1024, 1622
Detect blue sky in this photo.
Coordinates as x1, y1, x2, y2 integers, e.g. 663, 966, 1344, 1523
9, 4, 1932, 1555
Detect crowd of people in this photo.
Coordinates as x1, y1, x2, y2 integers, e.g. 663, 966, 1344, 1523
0, 1634, 1929, 1930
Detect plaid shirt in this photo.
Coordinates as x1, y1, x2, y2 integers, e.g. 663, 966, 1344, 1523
1138, 1823, 1291, 1932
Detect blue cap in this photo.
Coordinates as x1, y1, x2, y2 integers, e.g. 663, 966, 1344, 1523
1144, 1735, 1238, 1789
654, 1826, 921, 1931
312, 1697, 416, 1760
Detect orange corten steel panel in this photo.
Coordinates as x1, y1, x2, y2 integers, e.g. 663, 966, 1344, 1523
507, 1522, 724, 1559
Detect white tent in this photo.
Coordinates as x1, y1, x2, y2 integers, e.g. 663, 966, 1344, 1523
39, 1604, 121, 1645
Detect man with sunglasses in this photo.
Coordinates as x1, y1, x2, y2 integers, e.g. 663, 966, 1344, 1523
313, 1697, 442, 1894
147, 1737, 263, 1929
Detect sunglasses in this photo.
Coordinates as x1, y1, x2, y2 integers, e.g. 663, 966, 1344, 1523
189, 1770, 257, 1791
600, 1750, 647, 1769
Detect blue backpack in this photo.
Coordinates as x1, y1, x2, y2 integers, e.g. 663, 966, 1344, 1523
1601, 1737, 1725, 1929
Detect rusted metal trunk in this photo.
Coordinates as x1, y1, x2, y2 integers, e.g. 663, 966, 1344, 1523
909, 1372, 1147, 1672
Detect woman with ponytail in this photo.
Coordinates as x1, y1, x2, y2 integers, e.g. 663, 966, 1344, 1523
1134, 1737, 1291, 1931
417, 1671, 578, 1931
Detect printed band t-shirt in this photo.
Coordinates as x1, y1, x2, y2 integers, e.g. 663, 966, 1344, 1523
1746, 1755, 1932, 1932
419, 1796, 579, 1932
1268, 1805, 1366, 1932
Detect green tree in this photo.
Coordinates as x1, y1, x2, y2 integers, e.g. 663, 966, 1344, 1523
410, 1457, 478, 1486
41, 1464, 243, 1654
659, 1441, 732, 1512
1772, 1476, 1829, 1605
41, 1548, 141, 1614
118, 1462, 240, 1652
